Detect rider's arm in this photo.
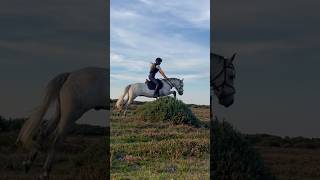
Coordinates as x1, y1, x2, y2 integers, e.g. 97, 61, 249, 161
159, 68, 168, 79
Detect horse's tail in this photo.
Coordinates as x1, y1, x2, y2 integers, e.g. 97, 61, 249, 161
115, 85, 131, 110
16, 72, 70, 149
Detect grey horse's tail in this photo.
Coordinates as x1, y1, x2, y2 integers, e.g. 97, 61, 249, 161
16, 72, 70, 150
116, 85, 131, 110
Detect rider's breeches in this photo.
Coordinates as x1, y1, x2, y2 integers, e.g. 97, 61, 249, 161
149, 76, 159, 92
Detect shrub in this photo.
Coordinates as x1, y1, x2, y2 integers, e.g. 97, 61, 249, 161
0, 116, 25, 132
211, 119, 275, 180
134, 97, 202, 127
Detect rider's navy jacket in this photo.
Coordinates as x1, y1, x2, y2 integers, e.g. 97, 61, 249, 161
149, 63, 160, 78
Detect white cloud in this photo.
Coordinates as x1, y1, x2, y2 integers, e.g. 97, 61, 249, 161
110, 73, 145, 82
110, 51, 147, 72
110, 26, 209, 73
137, 0, 210, 29
111, 9, 140, 20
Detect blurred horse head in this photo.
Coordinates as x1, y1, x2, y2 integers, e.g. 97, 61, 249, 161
211, 53, 236, 107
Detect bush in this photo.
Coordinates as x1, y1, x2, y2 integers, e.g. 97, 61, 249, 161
246, 134, 320, 149
211, 119, 275, 180
134, 97, 202, 127
0, 116, 25, 132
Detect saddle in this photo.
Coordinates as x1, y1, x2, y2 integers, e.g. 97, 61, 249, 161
145, 79, 163, 90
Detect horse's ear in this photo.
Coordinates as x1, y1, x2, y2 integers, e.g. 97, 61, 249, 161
230, 53, 236, 62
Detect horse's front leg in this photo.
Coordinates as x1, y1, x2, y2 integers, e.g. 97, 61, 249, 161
169, 91, 176, 99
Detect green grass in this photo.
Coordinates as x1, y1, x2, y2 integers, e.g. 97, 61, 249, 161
110, 99, 210, 179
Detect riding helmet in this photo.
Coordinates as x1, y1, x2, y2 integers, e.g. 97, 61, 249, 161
155, 57, 162, 64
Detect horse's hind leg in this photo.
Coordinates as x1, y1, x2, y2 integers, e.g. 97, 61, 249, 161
123, 94, 135, 116
24, 102, 61, 174
22, 118, 57, 173
41, 108, 84, 179
23, 148, 38, 173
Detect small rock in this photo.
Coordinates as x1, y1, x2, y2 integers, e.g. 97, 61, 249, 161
164, 166, 177, 173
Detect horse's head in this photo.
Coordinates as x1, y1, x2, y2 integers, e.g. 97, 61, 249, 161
171, 78, 184, 95
211, 53, 236, 107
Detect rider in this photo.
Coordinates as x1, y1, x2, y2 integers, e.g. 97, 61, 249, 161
149, 57, 168, 97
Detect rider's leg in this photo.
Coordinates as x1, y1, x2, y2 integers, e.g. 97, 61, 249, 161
154, 81, 160, 97
150, 77, 159, 97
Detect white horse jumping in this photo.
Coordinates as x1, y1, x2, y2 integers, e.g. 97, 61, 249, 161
16, 67, 109, 179
115, 78, 184, 114
210, 53, 237, 118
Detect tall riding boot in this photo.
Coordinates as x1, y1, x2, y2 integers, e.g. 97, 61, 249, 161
154, 85, 159, 97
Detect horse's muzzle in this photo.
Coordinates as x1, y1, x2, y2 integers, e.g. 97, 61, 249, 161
219, 95, 234, 107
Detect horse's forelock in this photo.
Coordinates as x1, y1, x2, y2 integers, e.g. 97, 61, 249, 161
174, 78, 183, 86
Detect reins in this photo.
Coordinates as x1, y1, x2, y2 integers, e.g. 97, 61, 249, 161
212, 59, 235, 97
165, 78, 175, 88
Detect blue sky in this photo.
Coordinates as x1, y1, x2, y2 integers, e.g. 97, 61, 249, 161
111, 0, 210, 105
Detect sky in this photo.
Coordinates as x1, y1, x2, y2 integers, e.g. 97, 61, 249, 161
1, 0, 319, 137
212, 1, 320, 137
110, 0, 210, 105
0, 0, 108, 126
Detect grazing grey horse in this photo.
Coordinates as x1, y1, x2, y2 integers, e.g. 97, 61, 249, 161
115, 78, 184, 115
211, 53, 236, 116
16, 67, 109, 179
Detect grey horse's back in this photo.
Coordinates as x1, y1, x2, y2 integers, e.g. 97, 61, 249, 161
60, 67, 108, 111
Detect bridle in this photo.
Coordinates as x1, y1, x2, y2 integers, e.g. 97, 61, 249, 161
212, 59, 236, 99
164, 78, 183, 93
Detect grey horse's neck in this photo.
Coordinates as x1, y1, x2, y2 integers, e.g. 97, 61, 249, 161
162, 78, 180, 88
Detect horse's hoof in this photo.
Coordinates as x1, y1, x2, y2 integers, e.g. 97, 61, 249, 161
39, 173, 49, 180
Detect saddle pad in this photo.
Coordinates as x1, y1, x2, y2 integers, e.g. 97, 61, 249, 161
145, 79, 163, 90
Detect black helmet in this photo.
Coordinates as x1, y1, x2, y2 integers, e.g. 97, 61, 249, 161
155, 57, 162, 64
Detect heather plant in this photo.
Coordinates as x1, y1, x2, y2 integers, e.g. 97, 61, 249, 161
134, 97, 202, 127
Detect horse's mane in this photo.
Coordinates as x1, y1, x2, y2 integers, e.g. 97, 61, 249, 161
211, 53, 227, 61
160, 77, 180, 81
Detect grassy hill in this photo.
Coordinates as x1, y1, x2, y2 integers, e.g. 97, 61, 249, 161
110, 97, 210, 179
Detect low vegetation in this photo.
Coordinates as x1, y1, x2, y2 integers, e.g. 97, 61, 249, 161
0, 116, 108, 180
211, 119, 275, 180
2, 99, 320, 179
246, 134, 320, 149
134, 97, 203, 127
111, 98, 210, 179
